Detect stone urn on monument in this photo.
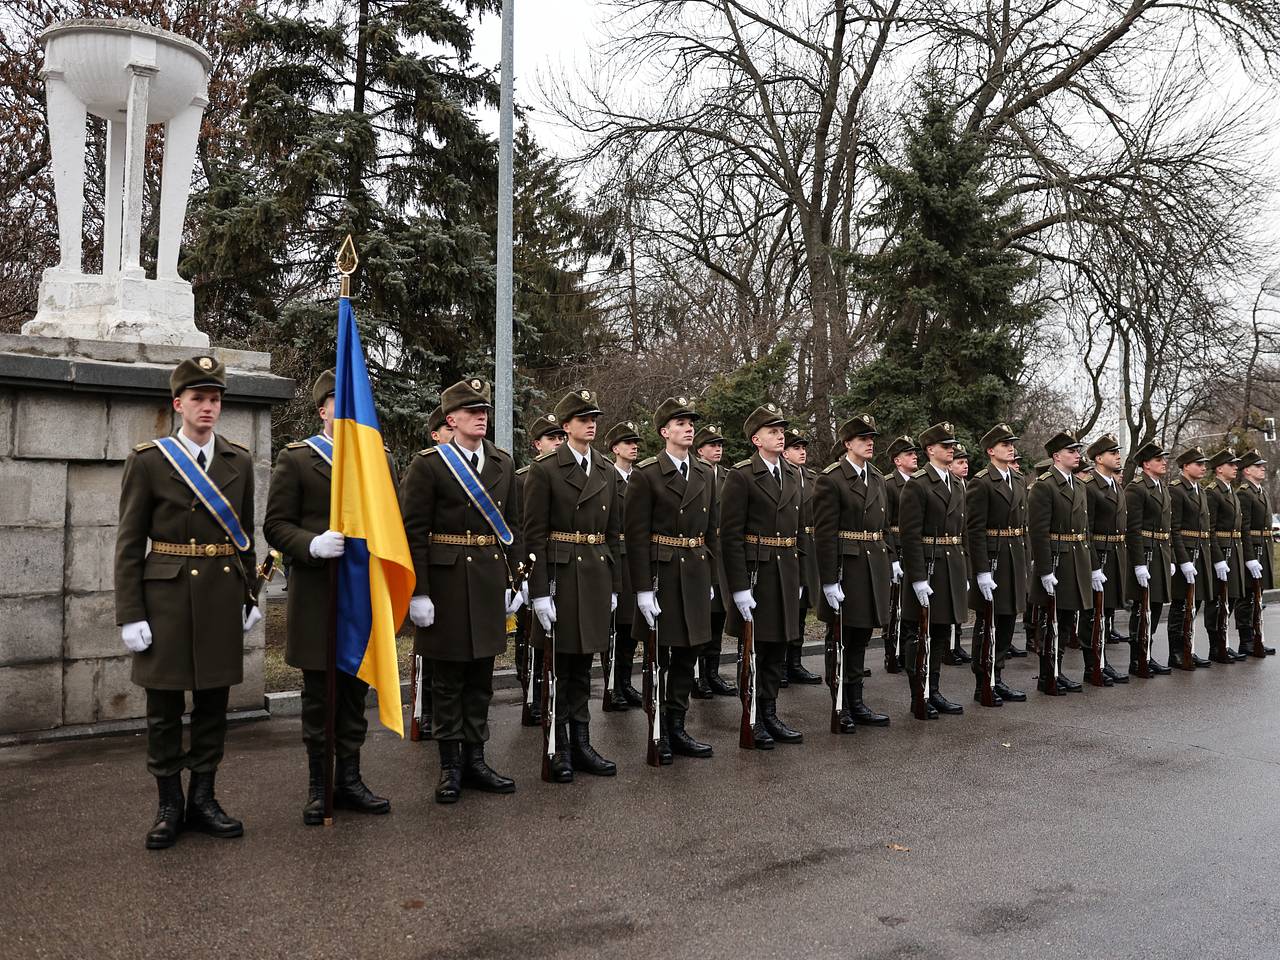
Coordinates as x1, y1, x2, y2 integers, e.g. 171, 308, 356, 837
23, 17, 212, 346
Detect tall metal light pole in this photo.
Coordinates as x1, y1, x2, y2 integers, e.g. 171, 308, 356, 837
495, 0, 515, 452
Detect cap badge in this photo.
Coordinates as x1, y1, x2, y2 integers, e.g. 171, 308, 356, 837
904, 435, 912, 443
767, 403, 778, 413
943, 421, 953, 433
545, 414, 555, 423
470, 379, 482, 390
709, 424, 718, 433
626, 422, 635, 430
197, 357, 214, 370
580, 390, 591, 401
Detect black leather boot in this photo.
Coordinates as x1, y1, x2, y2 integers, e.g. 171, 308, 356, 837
185, 770, 243, 838
786, 647, 822, 684
570, 721, 618, 775
836, 685, 858, 734
974, 683, 1003, 706
435, 741, 463, 804
927, 687, 964, 715
549, 725, 574, 782
461, 742, 515, 792
1102, 664, 1129, 684
1055, 656, 1083, 692
303, 753, 325, 826
706, 650, 737, 695
691, 657, 714, 699
750, 721, 776, 749
761, 699, 804, 743
668, 713, 714, 757
335, 753, 391, 813
146, 773, 185, 849
849, 690, 890, 726
994, 675, 1026, 701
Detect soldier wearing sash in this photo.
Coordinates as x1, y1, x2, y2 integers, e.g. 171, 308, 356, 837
1124, 443, 1175, 674
525, 389, 622, 781
1235, 450, 1275, 655
815, 413, 893, 732
605, 419, 644, 708
115, 356, 260, 849
899, 422, 968, 718
401, 378, 524, 804
264, 369, 391, 824
1205, 448, 1248, 662
722, 404, 807, 746
694, 423, 737, 698
1168, 446, 1214, 668
965, 424, 1028, 704
513, 411, 567, 725
626, 396, 719, 761
781, 430, 823, 685
1076, 433, 1130, 684
883, 435, 920, 673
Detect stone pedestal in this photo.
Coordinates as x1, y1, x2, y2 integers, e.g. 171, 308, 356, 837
0, 334, 293, 734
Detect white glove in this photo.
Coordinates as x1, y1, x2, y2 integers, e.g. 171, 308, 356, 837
1179, 562, 1197, 582
611, 592, 618, 612
1246, 559, 1263, 579
410, 595, 435, 628
1135, 565, 1151, 588
891, 561, 903, 584
976, 572, 996, 602
823, 583, 844, 609
242, 605, 262, 632
309, 529, 345, 559
1214, 560, 1229, 582
1091, 569, 1106, 592
912, 580, 933, 605
505, 589, 524, 615
532, 595, 556, 632
637, 590, 661, 627
121, 620, 152, 653
1040, 573, 1057, 596
733, 589, 756, 622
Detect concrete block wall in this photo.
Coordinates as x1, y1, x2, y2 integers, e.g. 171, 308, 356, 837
0, 335, 291, 734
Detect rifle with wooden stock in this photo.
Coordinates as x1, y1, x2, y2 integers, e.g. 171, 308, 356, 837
826, 601, 844, 733
1133, 547, 1153, 678
1178, 544, 1199, 669
883, 577, 901, 673
510, 555, 538, 726
1211, 553, 1231, 661
540, 573, 558, 783
912, 557, 933, 720
1088, 574, 1106, 686
1037, 554, 1061, 695
976, 557, 998, 707
1251, 545, 1267, 658
644, 575, 664, 766
739, 568, 759, 748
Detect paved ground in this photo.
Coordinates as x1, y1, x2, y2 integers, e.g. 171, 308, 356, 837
3, 614, 1278, 960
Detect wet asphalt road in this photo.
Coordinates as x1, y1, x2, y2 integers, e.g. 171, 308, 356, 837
2, 616, 1279, 960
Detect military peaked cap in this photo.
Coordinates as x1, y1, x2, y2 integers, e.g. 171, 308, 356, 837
170, 355, 226, 396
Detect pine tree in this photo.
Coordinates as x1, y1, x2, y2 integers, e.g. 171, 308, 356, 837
843, 90, 1039, 455
183, 0, 502, 453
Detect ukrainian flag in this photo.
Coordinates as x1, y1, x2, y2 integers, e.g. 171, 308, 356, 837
330, 295, 415, 736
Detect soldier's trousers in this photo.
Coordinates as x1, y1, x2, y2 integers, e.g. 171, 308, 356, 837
840, 627, 871, 699
1203, 593, 1238, 642
430, 656, 494, 743
755, 639, 788, 701
610, 620, 636, 690
971, 613, 1015, 680
903, 623, 951, 687
301, 669, 369, 760
145, 686, 229, 777
1075, 608, 1116, 670
700, 610, 727, 674
662, 645, 697, 717
554, 652, 595, 724
1235, 595, 1260, 649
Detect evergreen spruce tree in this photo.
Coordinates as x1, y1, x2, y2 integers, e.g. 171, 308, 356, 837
843, 91, 1039, 455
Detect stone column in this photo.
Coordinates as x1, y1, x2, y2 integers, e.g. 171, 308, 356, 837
41, 68, 86, 273
156, 95, 207, 281
119, 63, 157, 279
103, 120, 127, 276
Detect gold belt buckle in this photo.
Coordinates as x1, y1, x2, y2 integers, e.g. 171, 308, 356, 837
204, 544, 218, 557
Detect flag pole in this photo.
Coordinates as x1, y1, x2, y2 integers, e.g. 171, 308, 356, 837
325, 236, 359, 825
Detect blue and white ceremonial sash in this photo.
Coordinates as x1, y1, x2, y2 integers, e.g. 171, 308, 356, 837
303, 433, 334, 465
436, 442, 514, 547
153, 436, 252, 552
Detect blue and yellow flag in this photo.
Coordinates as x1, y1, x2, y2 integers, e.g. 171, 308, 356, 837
330, 296, 414, 736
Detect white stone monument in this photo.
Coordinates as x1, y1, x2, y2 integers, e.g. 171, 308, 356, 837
22, 17, 212, 347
